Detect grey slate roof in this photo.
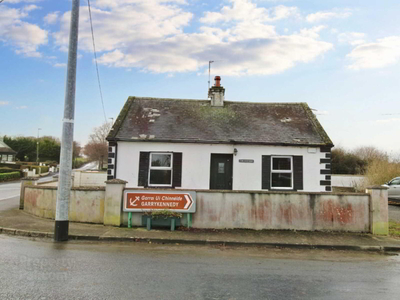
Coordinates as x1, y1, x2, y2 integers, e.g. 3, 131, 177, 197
0, 139, 16, 154
107, 97, 333, 147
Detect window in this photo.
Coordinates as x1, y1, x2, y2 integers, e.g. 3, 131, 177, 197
389, 178, 400, 186
1, 155, 6, 161
148, 153, 173, 186
271, 156, 293, 189
7, 155, 13, 162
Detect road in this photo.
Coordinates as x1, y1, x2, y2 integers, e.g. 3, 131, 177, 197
77, 161, 98, 171
0, 235, 399, 300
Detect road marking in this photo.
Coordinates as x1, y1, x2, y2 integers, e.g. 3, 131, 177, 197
0, 194, 19, 201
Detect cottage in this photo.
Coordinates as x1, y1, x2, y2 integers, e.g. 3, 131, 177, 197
0, 137, 16, 163
107, 77, 333, 192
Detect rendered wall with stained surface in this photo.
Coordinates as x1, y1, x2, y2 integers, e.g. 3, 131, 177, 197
24, 186, 105, 224
190, 191, 370, 232
24, 186, 377, 233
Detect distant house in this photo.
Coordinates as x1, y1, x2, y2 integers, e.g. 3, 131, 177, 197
0, 137, 17, 163
106, 77, 333, 192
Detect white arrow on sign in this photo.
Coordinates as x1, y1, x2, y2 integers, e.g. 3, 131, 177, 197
129, 196, 140, 207
184, 194, 192, 209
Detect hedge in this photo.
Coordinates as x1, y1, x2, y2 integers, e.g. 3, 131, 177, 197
0, 167, 16, 174
0, 163, 20, 170
20, 165, 49, 174
0, 172, 21, 182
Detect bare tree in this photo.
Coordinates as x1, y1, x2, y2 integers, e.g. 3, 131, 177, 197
84, 122, 112, 170
352, 146, 388, 164
89, 122, 112, 144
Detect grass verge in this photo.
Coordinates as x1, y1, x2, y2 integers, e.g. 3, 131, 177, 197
389, 221, 400, 237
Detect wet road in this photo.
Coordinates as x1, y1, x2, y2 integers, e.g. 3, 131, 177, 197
1, 235, 399, 300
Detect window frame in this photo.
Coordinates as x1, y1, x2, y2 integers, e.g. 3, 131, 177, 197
148, 152, 173, 187
270, 156, 293, 190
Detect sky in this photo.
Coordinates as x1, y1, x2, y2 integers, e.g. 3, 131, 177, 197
0, 0, 400, 154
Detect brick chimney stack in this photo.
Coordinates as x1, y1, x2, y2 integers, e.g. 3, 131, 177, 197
209, 76, 225, 107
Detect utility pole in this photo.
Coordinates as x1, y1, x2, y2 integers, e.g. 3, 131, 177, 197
36, 128, 41, 164
54, 0, 80, 242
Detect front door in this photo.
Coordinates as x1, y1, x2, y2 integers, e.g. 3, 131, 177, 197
210, 154, 233, 190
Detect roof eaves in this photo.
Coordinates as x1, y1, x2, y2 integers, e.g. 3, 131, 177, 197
111, 137, 328, 147
106, 96, 135, 141
301, 103, 334, 147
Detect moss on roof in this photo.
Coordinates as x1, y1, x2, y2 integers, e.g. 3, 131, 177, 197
107, 97, 334, 147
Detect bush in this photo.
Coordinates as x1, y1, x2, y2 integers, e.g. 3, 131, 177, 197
73, 157, 87, 169
20, 165, 49, 174
0, 172, 21, 182
0, 163, 20, 170
144, 210, 182, 219
332, 147, 367, 174
0, 167, 16, 174
365, 159, 400, 186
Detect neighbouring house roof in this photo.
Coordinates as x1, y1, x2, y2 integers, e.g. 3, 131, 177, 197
107, 97, 333, 147
0, 139, 17, 154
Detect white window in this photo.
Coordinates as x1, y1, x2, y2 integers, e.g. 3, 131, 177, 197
7, 155, 13, 162
271, 156, 293, 189
148, 153, 173, 186
1, 154, 6, 161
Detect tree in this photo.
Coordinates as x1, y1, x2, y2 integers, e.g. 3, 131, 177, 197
72, 141, 82, 168
331, 147, 367, 174
3, 136, 36, 162
3, 135, 81, 165
352, 146, 388, 164
38, 136, 61, 162
83, 122, 112, 170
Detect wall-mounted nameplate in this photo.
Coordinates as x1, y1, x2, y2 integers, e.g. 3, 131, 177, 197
239, 159, 254, 163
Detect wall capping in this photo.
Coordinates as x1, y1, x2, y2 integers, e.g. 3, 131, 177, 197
26, 186, 106, 191
122, 187, 367, 196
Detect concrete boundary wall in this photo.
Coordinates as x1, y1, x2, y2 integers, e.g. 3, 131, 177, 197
122, 190, 370, 232
191, 191, 370, 232
22, 183, 388, 234
24, 186, 105, 224
331, 175, 365, 188
73, 171, 107, 187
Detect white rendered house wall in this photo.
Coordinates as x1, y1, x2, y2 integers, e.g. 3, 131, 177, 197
116, 141, 327, 192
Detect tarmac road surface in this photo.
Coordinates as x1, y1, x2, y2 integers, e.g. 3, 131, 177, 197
0, 235, 400, 300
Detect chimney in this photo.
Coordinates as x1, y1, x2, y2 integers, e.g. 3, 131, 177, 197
209, 76, 225, 107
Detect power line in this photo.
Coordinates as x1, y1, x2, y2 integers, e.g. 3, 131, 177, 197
87, 0, 107, 123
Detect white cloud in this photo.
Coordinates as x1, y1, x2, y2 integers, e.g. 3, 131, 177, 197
376, 118, 400, 123
306, 9, 352, 23
0, 101, 9, 106
338, 32, 366, 46
15, 105, 28, 109
313, 110, 329, 115
23, 5, 40, 12
347, 36, 400, 70
43, 11, 59, 25
200, 1, 299, 23
0, 5, 48, 57
52, 0, 331, 76
53, 63, 66, 68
